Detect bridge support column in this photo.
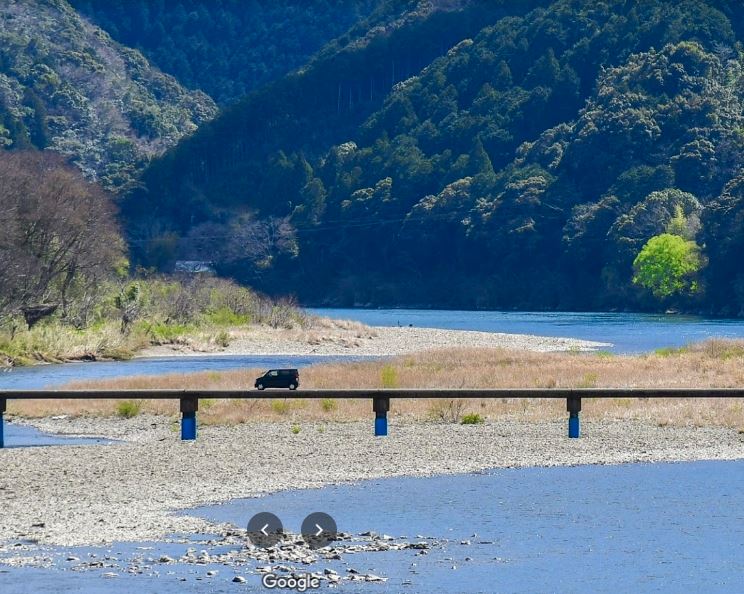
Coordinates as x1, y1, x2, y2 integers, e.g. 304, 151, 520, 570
373, 397, 389, 437
180, 397, 198, 441
567, 397, 581, 438
0, 398, 5, 449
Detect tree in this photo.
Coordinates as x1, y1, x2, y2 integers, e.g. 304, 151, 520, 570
632, 234, 702, 299
0, 152, 124, 326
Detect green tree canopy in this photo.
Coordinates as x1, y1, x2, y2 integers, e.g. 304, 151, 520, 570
632, 234, 702, 299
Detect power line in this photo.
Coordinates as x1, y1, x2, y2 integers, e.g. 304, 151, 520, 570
126, 207, 482, 244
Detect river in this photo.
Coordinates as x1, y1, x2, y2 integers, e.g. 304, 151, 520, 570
311, 308, 744, 353
5, 309, 744, 391
3, 461, 744, 593
3, 310, 744, 591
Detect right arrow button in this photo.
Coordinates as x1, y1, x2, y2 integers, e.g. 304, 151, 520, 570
301, 512, 337, 550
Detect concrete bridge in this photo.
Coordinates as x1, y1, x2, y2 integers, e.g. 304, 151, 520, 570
0, 388, 739, 447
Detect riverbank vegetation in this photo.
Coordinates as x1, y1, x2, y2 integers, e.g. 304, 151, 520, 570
10, 341, 744, 431
0, 274, 308, 367
0, 150, 307, 367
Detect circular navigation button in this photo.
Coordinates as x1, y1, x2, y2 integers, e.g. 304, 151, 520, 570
301, 512, 337, 550
247, 512, 284, 549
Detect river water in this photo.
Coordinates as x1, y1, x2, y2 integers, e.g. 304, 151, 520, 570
4, 309, 744, 591
311, 308, 744, 354
5, 309, 744, 391
3, 461, 744, 593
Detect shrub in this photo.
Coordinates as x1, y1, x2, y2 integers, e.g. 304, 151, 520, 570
461, 413, 485, 425
428, 399, 465, 423
697, 340, 744, 360
200, 398, 216, 410
654, 346, 687, 357
291, 424, 301, 434
380, 365, 398, 388
321, 398, 337, 413
117, 400, 141, 418
215, 330, 231, 347
206, 307, 251, 326
140, 321, 192, 343
271, 399, 291, 415
577, 372, 598, 388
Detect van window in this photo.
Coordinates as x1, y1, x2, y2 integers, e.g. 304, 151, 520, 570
269, 371, 278, 377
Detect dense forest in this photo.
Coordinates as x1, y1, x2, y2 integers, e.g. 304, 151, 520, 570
121, 0, 744, 315
69, 0, 384, 104
0, 0, 216, 190
7, 0, 744, 315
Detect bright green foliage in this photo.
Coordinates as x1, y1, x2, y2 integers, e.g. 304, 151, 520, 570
321, 399, 337, 413
117, 400, 142, 418
380, 365, 399, 388
271, 400, 291, 415
633, 234, 702, 299
461, 413, 485, 425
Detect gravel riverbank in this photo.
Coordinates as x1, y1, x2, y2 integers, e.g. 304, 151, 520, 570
139, 324, 609, 358
1, 416, 743, 549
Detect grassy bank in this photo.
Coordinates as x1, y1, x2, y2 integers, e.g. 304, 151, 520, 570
9, 340, 744, 431
0, 276, 308, 367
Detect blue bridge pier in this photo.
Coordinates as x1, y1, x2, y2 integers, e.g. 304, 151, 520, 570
567, 396, 581, 438
0, 398, 5, 449
1, 388, 741, 447
180, 396, 198, 441
373, 396, 390, 437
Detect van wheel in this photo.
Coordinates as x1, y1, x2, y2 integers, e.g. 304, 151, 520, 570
257, 383, 264, 391
289, 383, 297, 390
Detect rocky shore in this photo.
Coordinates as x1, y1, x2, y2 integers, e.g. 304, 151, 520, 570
2, 415, 743, 551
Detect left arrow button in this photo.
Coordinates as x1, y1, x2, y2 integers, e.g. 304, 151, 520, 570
247, 512, 283, 549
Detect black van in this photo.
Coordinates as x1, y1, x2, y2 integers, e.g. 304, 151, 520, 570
255, 369, 299, 390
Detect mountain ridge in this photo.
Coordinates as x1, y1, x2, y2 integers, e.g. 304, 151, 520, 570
0, 0, 217, 190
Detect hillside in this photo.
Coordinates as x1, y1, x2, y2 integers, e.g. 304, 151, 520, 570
69, 0, 383, 105
123, 1, 539, 248
0, 0, 217, 190
125, 0, 744, 315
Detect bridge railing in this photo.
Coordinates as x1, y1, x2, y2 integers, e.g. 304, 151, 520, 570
0, 388, 742, 447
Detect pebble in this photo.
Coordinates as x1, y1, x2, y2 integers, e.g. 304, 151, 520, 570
232, 575, 246, 583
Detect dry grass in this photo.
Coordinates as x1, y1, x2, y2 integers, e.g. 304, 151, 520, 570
8, 340, 744, 430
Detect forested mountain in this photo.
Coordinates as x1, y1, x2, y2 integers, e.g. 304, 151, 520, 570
0, 0, 216, 190
123, 0, 744, 315
69, 0, 384, 104
124, 0, 540, 257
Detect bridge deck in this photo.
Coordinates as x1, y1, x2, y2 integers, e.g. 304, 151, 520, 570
2, 388, 743, 399
1, 388, 743, 446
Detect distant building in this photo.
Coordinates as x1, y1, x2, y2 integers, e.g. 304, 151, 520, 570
174, 260, 216, 274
